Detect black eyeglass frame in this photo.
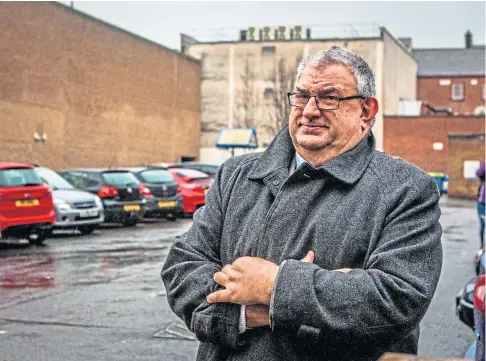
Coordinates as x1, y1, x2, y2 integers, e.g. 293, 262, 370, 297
287, 92, 366, 111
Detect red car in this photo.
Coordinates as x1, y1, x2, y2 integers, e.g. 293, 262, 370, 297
167, 168, 213, 214
0, 162, 55, 245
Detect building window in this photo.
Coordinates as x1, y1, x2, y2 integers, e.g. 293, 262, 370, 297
451, 83, 464, 101
262, 46, 276, 54
263, 87, 274, 97
482, 84, 485, 101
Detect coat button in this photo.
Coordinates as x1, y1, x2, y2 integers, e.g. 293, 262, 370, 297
273, 180, 280, 186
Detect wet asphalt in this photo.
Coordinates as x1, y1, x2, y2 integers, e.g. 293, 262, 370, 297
0, 196, 481, 360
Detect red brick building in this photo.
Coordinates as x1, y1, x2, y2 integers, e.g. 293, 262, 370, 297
383, 116, 485, 174
413, 31, 485, 116
0, 2, 201, 170
383, 31, 485, 189
447, 133, 485, 199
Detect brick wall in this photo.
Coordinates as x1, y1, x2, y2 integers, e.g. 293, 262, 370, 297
383, 116, 485, 173
0, 2, 201, 170
447, 134, 485, 199
417, 76, 485, 115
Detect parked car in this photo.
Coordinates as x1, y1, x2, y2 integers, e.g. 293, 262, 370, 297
0, 162, 55, 245
455, 249, 485, 360
167, 162, 220, 179
121, 167, 183, 221
34, 166, 104, 235
58, 168, 146, 227
166, 168, 213, 214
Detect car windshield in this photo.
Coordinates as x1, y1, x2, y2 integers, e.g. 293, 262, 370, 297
0, 168, 44, 187
102, 172, 140, 186
140, 169, 174, 184
35, 168, 75, 190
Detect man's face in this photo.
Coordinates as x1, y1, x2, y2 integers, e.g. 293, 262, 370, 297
289, 64, 373, 157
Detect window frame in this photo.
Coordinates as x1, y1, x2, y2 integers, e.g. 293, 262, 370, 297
451, 82, 465, 102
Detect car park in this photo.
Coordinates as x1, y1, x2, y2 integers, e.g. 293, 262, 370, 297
34, 166, 105, 235
122, 167, 184, 221
58, 168, 146, 227
0, 162, 55, 245
166, 168, 213, 214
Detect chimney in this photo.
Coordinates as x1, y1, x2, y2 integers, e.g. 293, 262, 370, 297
465, 30, 473, 49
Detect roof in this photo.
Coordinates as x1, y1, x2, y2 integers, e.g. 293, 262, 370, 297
119, 167, 169, 173
0, 162, 34, 170
167, 162, 219, 167
59, 168, 133, 173
413, 47, 485, 76
167, 168, 210, 178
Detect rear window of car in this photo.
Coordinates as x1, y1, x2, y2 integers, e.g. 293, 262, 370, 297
178, 164, 219, 175
175, 169, 209, 179
0, 168, 43, 187
139, 169, 174, 184
102, 172, 140, 186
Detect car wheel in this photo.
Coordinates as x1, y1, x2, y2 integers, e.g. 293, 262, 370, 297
166, 215, 178, 222
28, 229, 48, 246
79, 225, 96, 235
123, 218, 138, 227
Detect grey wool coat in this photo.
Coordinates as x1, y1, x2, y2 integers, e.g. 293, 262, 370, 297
161, 125, 443, 361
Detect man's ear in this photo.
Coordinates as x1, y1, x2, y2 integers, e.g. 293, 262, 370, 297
360, 97, 379, 128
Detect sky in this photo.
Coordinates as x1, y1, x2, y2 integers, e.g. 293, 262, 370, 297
60, 1, 485, 51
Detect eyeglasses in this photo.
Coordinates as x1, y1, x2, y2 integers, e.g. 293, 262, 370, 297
287, 92, 366, 111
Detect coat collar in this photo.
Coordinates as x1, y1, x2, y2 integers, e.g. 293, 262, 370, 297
248, 124, 376, 185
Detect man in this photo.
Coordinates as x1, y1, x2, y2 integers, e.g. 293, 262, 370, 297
161, 46, 443, 361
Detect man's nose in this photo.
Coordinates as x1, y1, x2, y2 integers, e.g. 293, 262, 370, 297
302, 97, 321, 119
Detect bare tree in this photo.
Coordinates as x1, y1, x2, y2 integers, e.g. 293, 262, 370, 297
264, 56, 299, 137
236, 56, 258, 128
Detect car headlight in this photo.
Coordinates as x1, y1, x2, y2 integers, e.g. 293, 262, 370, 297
94, 196, 104, 209
54, 199, 71, 211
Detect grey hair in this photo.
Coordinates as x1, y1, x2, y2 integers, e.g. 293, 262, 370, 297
296, 46, 377, 126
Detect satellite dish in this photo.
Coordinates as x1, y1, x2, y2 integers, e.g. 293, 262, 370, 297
474, 106, 485, 115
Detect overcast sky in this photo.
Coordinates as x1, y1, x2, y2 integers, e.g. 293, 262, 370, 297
61, 1, 485, 50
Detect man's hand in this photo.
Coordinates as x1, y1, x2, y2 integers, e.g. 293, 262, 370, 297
244, 251, 316, 328
207, 256, 279, 305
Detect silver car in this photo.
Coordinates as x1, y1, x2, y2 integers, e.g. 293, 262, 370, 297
34, 167, 104, 235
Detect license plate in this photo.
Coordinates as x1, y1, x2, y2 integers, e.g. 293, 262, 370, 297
158, 201, 176, 208
79, 209, 99, 218
15, 199, 40, 207
123, 204, 141, 212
